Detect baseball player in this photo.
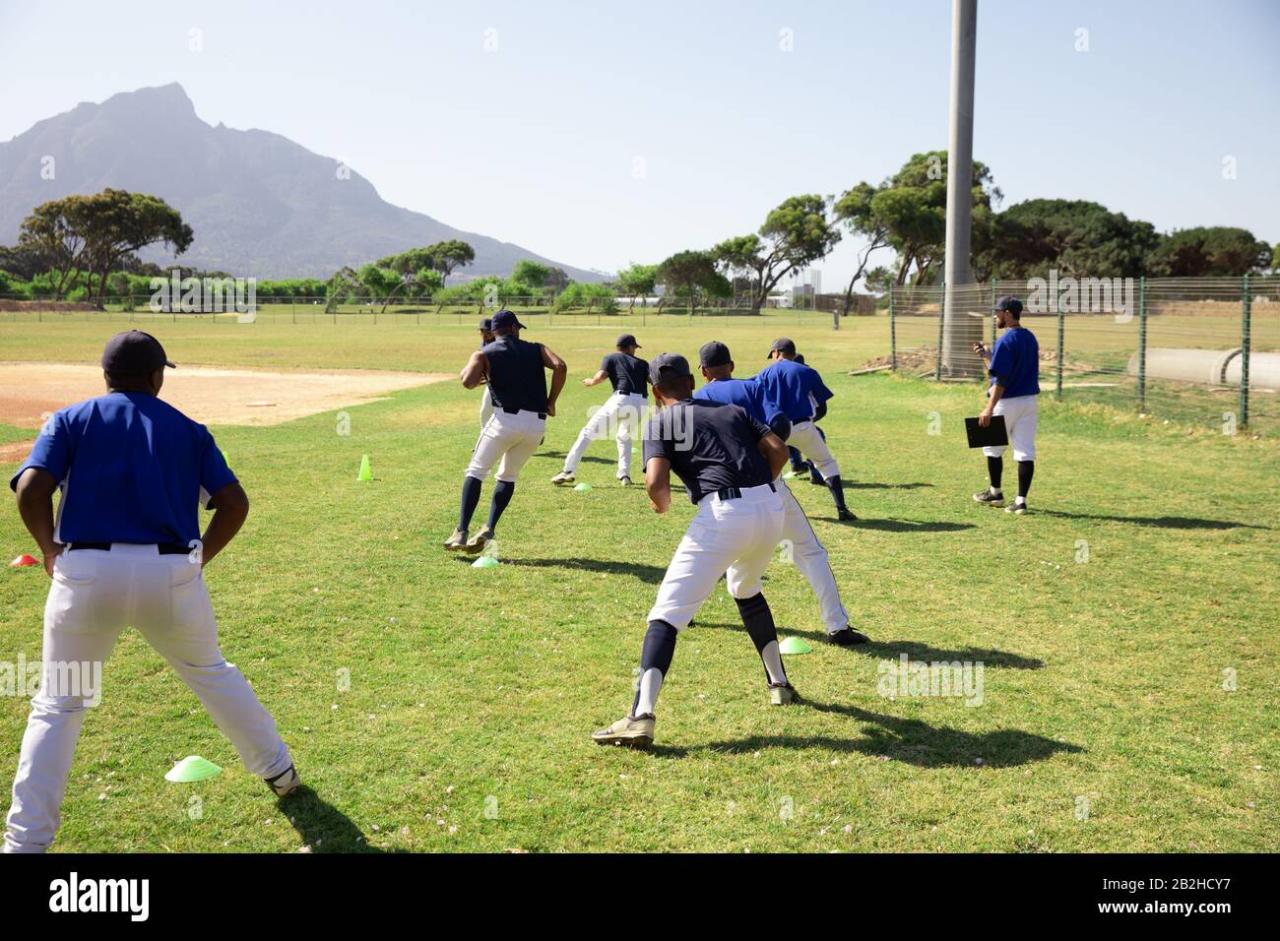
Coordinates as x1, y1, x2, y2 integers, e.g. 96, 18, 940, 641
754, 338, 856, 521
592, 353, 796, 748
551, 333, 649, 487
787, 352, 826, 486
4, 331, 298, 854
972, 296, 1040, 515
445, 309, 567, 553
695, 341, 868, 646
477, 317, 496, 429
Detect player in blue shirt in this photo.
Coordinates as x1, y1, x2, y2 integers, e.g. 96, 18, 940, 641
753, 338, 855, 521
972, 296, 1041, 515
695, 342, 868, 645
4, 332, 299, 854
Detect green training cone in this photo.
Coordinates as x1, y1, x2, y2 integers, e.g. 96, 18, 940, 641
778, 636, 813, 655
573, 482, 593, 493
472, 555, 499, 569
165, 755, 223, 783
357, 454, 373, 482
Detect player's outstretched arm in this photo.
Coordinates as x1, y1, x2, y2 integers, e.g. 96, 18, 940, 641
13, 467, 61, 577
460, 351, 488, 389
542, 345, 568, 417
757, 432, 790, 480
645, 457, 672, 514
201, 482, 250, 568
583, 369, 608, 387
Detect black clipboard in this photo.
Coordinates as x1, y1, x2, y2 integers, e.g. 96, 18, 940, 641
964, 415, 1008, 449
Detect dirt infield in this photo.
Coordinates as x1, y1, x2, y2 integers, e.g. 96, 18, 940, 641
0, 362, 452, 437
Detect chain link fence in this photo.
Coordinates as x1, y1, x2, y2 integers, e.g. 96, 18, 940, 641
885, 275, 1280, 434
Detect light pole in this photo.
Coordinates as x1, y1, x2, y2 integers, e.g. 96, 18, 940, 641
942, 0, 982, 377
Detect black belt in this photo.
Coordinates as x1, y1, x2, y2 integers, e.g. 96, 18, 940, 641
501, 407, 547, 419
715, 482, 776, 501
67, 542, 192, 555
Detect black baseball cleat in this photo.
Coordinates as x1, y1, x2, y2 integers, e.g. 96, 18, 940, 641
1006, 501, 1029, 515
828, 626, 870, 646
443, 528, 469, 551
464, 527, 495, 554
973, 489, 1005, 507
837, 507, 857, 522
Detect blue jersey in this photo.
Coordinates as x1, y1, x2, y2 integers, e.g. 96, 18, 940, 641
9, 392, 236, 545
988, 327, 1040, 398
752, 358, 833, 422
692, 377, 777, 425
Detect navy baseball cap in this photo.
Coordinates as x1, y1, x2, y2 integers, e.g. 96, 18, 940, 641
102, 330, 175, 377
649, 352, 693, 386
479, 318, 493, 332
616, 333, 640, 349
491, 309, 526, 330
995, 296, 1024, 316
767, 337, 796, 359
699, 340, 732, 368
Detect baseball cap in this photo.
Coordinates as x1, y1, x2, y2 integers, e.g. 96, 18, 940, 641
649, 352, 693, 387
102, 330, 175, 377
491, 309, 526, 331
479, 318, 493, 332
767, 337, 797, 359
994, 296, 1024, 316
699, 340, 732, 368
616, 333, 640, 349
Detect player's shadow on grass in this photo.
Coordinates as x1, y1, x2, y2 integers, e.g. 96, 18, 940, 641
536, 450, 616, 466
844, 481, 935, 490
499, 556, 668, 584
278, 786, 391, 854
1036, 510, 1266, 530
809, 516, 975, 532
663, 705, 1081, 768
692, 622, 1043, 670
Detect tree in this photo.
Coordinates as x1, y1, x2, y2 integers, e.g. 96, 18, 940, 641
979, 199, 1158, 280
510, 260, 551, 291
0, 244, 50, 282
657, 250, 728, 316
429, 240, 475, 283
840, 151, 1000, 288
75, 189, 193, 308
16, 196, 92, 300
615, 263, 658, 312
713, 194, 842, 314
1146, 227, 1271, 277
832, 182, 891, 315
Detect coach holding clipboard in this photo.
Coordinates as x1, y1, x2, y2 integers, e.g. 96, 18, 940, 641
971, 296, 1040, 515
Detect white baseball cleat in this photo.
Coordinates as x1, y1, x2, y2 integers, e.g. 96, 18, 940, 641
551, 471, 576, 486
265, 764, 301, 798
592, 713, 655, 748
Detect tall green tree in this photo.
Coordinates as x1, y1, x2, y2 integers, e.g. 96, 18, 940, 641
657, 250, 729, 316
1146, 227, 1271, 276
77, 189, 193, 308
16, 195, 93, 299
714, 194, 842, 314
615, 263, 658, 312
429, 239, 475, 282
979, 199, 1158, 279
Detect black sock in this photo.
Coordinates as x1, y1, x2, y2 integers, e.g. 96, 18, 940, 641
987, 456, 1004, 492
827, 475, 849, 512
735, 593, 788, 686
486, 480, 516, 531
458, 475, 483, 531
789, 447, 804, 472
1017, 460, 1034, 501
631, 620, 678, 716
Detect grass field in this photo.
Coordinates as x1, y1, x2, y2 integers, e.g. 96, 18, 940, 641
1, 314, 1277, 853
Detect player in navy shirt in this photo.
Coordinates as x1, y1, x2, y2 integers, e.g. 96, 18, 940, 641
754, 338, 855, 520
972, 296, 1041, 514
4, 332, 298, 854
552, 334, 650, 487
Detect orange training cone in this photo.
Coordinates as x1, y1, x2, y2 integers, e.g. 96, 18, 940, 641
10, 554, 39, 568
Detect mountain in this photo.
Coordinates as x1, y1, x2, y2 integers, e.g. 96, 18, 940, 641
0, 84, 605, 282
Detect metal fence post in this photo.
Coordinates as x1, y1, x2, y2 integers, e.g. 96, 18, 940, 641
1240, 273, 1251, 428
1137, 276, 1147, 413
889, 286, 897, 372
934, 283, 944, 381
988, 282, 996, 348
1055, 293, 1065, 400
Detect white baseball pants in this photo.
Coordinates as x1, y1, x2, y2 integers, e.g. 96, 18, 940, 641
648, 484, 786, 630
777, 478, 849, 634
467, 408, 547, 483
788, 420, 840, 480
982, 394, 1038, 462
563, 392, 646, 479
3, 545, 293, 854
479, 385, 494, 429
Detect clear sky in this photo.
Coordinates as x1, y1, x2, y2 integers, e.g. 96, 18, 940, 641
2, 0, 1277, 287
